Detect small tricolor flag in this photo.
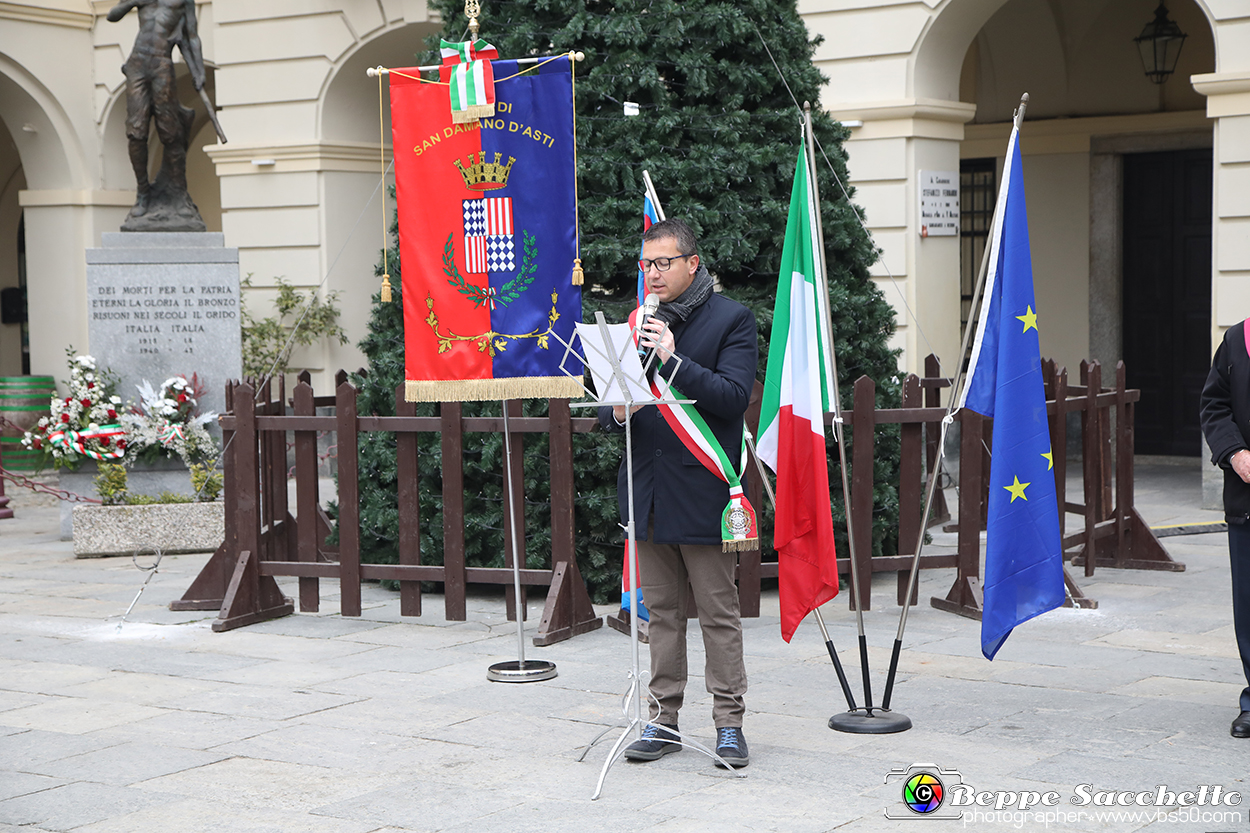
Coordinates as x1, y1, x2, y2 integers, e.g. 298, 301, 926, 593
440, 39, 499, 123
959, 118, 1064, 660
636, 193, 661, 306
756, 132, 840, 643
621, 188, 664, 620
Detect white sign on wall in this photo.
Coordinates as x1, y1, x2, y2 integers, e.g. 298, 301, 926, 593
919, 170, 960, 237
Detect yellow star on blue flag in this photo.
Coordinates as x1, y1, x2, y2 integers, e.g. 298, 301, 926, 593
1004, 476, 1029, 502
956, 124, 1063, 661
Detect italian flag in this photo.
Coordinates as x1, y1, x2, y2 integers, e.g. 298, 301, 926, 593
756, 134, 840, 643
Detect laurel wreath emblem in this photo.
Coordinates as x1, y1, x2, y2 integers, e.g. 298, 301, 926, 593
424, 290, 560, 357
443, 230, 538, 309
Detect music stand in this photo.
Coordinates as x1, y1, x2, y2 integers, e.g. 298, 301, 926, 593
553, 312, 746, 799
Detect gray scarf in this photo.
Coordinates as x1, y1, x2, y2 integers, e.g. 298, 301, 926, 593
654, 263, 714, 326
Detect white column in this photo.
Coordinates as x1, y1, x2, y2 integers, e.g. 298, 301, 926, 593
207, 142, 390, 388
1193, 73, 1250, 342
827, 100, 976, 377
16, 190, 132, 377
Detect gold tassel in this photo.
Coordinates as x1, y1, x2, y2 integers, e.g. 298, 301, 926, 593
380, 274, 393, 303
571, 258, 584, 286
452, 104, 494, 124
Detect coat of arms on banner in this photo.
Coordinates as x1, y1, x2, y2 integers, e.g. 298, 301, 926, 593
389, 57, 582, 402
447, 191, 537, 311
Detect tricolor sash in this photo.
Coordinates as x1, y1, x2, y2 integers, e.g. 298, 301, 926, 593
629, 308, 760, 552
440, 39, 499, 123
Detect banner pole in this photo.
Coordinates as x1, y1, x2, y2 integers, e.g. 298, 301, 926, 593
366, 53, 585, 78
488, 401, 557, 683
743, 429, 857, 711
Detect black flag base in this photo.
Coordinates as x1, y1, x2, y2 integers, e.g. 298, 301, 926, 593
828, 709, 913, 734
487, 659, 558, 683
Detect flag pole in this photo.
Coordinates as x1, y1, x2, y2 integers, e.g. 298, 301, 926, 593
642, 170, 664, 220
743, 429, 858, 711
878, 93, 1030, 712
800, 102, 902, 731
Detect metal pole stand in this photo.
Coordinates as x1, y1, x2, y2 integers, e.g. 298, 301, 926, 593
487, 400, 558, 683
794, 102, 911, 735
828, 709, 913, 733
553, 315, 745, 799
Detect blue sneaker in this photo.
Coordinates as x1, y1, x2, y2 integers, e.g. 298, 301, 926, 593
715, 727, 749, 768
623, 722, 681, 761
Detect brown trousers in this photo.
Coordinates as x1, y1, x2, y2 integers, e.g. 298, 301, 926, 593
637, 534, 747, 728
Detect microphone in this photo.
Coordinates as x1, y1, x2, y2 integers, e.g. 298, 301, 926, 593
637, 293, 660, 371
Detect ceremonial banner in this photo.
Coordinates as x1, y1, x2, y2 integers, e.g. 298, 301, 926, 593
757, 135, 840, 643
390, 58, 583, 402
959, 122, 1063, 660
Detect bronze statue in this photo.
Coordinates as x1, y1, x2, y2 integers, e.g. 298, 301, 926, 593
108, 0, 227, 232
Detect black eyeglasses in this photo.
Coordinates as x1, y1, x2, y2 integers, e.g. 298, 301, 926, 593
638, 254, 692, 273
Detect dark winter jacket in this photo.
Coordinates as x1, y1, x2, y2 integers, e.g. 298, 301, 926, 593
598, 292, 757, 544
1200, 320, 1250, 523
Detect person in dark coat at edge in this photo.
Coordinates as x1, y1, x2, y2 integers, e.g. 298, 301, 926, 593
1199, 319, 1250, 738
598, 218, 757, 767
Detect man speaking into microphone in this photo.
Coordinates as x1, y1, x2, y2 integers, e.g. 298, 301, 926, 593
598, 218, 758, 767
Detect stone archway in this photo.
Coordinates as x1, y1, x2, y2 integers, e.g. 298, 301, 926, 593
921, 0, 1218, 454
312, 22, 440, 373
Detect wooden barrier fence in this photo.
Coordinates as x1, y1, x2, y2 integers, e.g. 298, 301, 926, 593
171, 372, 606, 643
173, 356, 1178, 635
929, 357, 1182, 619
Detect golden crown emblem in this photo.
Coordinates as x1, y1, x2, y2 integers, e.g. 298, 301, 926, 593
454, 152, 515, 191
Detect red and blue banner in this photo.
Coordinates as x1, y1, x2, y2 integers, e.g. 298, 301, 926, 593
390, 57, 583, 402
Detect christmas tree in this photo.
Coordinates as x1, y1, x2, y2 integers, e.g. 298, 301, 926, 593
350, 0, 903, 604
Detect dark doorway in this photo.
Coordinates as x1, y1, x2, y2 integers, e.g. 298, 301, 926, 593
1122, 147, 1212, 456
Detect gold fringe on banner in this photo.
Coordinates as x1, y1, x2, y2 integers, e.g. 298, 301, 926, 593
406, 376, 584, 403
723, 538, 760, 553
452, 103, 495, 124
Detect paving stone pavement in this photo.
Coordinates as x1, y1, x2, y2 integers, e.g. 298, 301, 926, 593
0, 456, 1246, 832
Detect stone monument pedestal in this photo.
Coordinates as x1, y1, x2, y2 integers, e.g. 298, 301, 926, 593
86, 232, 241, 422
67, 232, 242, 540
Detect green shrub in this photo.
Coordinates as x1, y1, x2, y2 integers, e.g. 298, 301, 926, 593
94, 463, 129, 506
240, 276, 348, 380
189, 463, 223, 502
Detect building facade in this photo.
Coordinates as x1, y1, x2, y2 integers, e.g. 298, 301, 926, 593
1, 0, 1247, 454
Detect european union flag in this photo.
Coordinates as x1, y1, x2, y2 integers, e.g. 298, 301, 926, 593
959, 126, 1064, 660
